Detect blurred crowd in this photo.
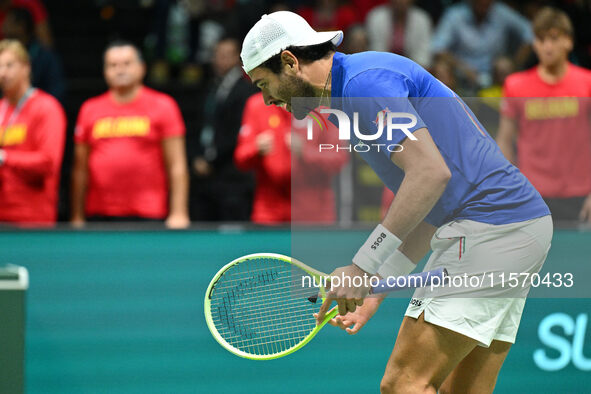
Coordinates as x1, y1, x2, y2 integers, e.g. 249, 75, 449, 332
0, 0, 590, 228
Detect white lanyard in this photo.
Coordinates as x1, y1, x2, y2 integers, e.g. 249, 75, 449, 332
0, 87, 35, 145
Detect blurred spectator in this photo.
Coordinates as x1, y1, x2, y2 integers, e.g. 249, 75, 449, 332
0, 39, 65, 226
351, 0, 387, 22
366, 0, 433, 67
0, 0, 51, 47
3, 6, 65, 102
148, 0, 208, 84
478, 56, 514, 100
188, 37, 256, 221
341, 24, 368, 54
234, 93, 347, 224
432, 0, 533, 91
430, 53, 457, 92
234, 93, 289, 224
297, 0, 359, 33
497, 7, 591, 223
71, 41, 189, 228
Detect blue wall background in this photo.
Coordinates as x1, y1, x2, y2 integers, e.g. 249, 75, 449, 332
0, 229, 589, 394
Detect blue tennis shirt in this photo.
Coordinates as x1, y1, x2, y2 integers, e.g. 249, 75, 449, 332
329, 51, 549, 226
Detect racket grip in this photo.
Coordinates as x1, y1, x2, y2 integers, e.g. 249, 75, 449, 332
371, 268, 448, 294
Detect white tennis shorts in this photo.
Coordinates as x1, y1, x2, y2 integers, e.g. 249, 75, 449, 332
405, 215, 553, 347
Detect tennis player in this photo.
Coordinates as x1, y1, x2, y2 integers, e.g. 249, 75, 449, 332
241, 11, 552, 394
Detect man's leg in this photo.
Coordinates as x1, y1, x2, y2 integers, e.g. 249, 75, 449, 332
380, 313, 478, 394
439, 340, 512, 394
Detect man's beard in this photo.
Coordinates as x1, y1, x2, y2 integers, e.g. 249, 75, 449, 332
278, 74, 322, 120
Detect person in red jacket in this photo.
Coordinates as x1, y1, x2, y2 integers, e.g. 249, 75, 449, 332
497, 7, 591, 223
0, 39, 65, 225
234, 92, 347, 224
71, 40, 189, 228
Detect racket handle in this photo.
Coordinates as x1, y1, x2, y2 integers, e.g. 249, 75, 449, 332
371, 268, 448, 294
307, 267, 447, 304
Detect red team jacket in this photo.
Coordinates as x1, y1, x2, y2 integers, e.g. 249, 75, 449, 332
234, 93, 348, 224
0, 89, 66, 225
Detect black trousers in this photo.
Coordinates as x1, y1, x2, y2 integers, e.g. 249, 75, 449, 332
190, 177, 253, 222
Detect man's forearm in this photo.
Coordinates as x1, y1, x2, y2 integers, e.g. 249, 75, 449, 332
375, 220, 436, 279
168, 167, 189, 217
353, 128, 450, 276
70, 168, 87, 221
372, 178, 442, 280
398, 221, 437, 263
382, 168, 449, 241
353, 172, 448, 276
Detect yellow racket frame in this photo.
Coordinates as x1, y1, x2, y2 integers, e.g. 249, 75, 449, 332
204, 253, 338, 360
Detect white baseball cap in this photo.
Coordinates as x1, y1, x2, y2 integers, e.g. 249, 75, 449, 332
241, 11, 343, 73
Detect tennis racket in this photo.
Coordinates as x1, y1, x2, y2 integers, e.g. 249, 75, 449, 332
204, 253, 446, 360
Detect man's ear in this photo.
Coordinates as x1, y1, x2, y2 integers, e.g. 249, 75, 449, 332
280, 50, 299, 75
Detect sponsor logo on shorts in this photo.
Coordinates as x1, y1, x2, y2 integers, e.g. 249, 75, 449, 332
409, 298, 423, 307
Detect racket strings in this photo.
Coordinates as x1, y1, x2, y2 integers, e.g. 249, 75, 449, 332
214, 278, 315, 351
209, 257, 320, 356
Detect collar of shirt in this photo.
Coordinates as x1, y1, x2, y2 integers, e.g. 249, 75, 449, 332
330, 51, 347, 98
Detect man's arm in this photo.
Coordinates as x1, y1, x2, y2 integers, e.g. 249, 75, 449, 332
398, 221, 437, 263
382, 128, 451, 240
324, 221, 436, 334
317, 128, 450, 320
496, 115, 518, 165
70, 143, 89, 226
162, 136, 190, 228
1, 103, 66, 183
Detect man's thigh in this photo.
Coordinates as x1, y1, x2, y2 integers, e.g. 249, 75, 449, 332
439, 340, 512, 394
381, 313, 478, 393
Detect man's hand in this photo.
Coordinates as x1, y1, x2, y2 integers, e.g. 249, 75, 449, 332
580, 195, 591, 223
165, 213, 190, 229
285, 133, 302, 156
316, 295, 385, 335
316, 264, 373, 324
70, 218, 85, 229
256, 131, 274, 155
193, 157, 212, 177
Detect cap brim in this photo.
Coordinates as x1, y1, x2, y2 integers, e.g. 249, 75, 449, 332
295, 30, 343, 48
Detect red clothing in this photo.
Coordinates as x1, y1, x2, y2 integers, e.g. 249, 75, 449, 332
297, 5, 359, 33
353, 0, 387, 21
234, 93, 347, 224
381, 187, 395, 219
502, 63, 591, 198
75, 87, 185, 219
0, 89, 66, 224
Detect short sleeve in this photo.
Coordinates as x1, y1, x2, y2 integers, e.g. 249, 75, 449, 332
156, 95, 185, 139
74, 101, 92, 144
342, 70, 427, 156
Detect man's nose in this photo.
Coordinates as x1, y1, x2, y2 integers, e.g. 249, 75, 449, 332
262, 92, 273, 106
